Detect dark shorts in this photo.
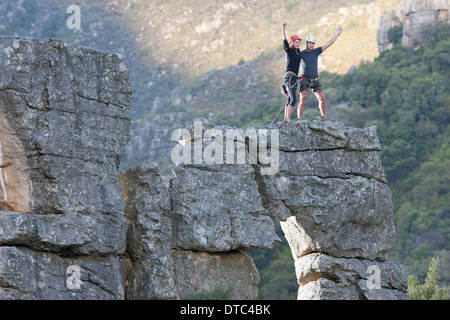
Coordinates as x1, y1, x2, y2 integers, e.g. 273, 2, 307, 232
299, 77, 323, 93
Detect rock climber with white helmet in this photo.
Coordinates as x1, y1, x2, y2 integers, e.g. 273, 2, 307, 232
297, 26, 343, 120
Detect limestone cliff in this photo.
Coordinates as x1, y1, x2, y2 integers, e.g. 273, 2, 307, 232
0, 36, 132, 299
0, 37, 408, 300
377, 0, 449, 51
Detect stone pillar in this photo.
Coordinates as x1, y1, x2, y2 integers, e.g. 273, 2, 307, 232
0, 37, 133, 299
256, 118, 409, 299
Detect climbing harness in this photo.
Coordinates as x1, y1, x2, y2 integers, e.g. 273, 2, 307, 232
272, 75, 320, 124
272, 72, 300, 124
280, 71, 298, 97
301, 76, 319, 91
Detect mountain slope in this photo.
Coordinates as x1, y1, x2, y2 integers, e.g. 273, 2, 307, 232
1, 0, 404, 171
122, 0, 402, 76
118, 0, 403, 171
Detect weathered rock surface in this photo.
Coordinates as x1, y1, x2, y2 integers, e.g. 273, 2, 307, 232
253, 118, 408, 299
295, 253, 409, 300
0, 246, 125, 300
402, 0, 450, 47
277, 176, 395, 261
0, 36, 132, 299
377, 7, 404, 51
172, 249, 260, 300
377, 0, 449, 51
0, 36, 409, 300
0, 36, 132, 215
0, 210, 126, 255
119, 162, 177, 300
170, 164, 280, 252
120, 160, 264, 299
169, 119, 281, 252
121, 117, 408, 300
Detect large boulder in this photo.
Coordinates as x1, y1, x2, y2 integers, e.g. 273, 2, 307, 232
0, 246, 125, 300
119, 160, 265, 299
278, 176, 395, 261
169, 119, 281, 252
256, 119, 395, 261
0, 210, 126, 255
295, 253, 409, 300
0, 36, 132, 216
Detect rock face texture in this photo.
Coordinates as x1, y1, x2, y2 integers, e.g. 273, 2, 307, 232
119, 162, 178, 300
377, 0, 449, 51
120, 161, 263, 300
402, 0, 450, 47
0, 37, 132, 299
169, 119, 281, 252
1, 36, 408, 300
120, 121, 279, 299
376, 7, 404, 52
254, 119, 408, 299
172, 249, 260, 300
122, 118, 408, 300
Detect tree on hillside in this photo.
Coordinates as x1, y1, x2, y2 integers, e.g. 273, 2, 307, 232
408, 258, 449, 300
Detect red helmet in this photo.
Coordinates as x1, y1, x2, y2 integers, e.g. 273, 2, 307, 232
290, 34, 301, 43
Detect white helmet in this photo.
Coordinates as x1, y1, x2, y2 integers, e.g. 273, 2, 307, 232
306, 35, 316, 43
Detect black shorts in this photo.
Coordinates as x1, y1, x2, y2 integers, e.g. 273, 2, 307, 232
299, 77, 323, 93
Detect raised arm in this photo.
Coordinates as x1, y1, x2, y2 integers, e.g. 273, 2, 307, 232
282, 22, 288, 41
322, 26, 343, 52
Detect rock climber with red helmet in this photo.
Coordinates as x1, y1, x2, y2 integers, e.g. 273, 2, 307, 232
281, 22, 302, 121
297, 26, 343, 120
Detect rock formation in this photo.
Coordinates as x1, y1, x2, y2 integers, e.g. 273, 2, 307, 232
377, 0, 449, 51
0, 36, 132, 299
376, 7, 404, 52
402, 0, 450, 47
256, 120, 409, 299
121, 118, 409, 300
120, 121, 281, 299
119, 162, 178, 300
1, 36, 408, 300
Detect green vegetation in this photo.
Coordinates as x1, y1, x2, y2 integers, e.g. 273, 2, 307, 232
387, 23, 403, 44
249, 222, 297, 300
408, 258, 449, 300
